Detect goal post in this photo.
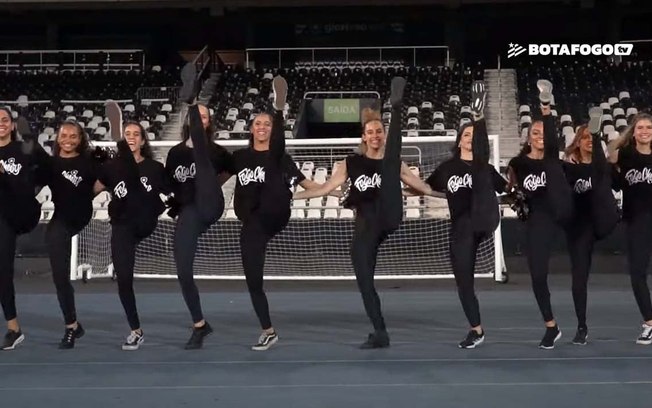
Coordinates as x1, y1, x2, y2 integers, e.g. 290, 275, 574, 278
70, 136, 507, 282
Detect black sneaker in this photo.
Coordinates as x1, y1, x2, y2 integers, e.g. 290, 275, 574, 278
359, 331, 390, 349
636, 323, 652, 345
389, 77, 406, 109
272, 76, 288, 111
179, 62, 199, 104
122, 330, 144, 351
59, 323, 85, 349
470, 81, 487, 118
459, 330, 485, 349
105, 101, 123, 142
252, 331, 279, 351
572, 326, 588, 346
16, 116, 36, 155
539, 325, 562, 350
2, 330, 25, 351
185, 322, 213, 350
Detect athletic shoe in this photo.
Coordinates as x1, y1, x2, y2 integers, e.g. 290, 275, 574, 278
122, 330, 144, 351
16, 116, 36, 155
59, 323, 85, 350
1, 330, 25, 351
272, 76, 288, 111
588, 107, 603, 135
359, 331, 390, 349
572, 326, 588, 346
470, 81, 486, 117
389, 76, 406, 109
179, 62, 199, 105
636, 323, 652, 345
537, 79, 553, 105
105, 101, 123, 142
251, 331, 279, 351
185, 322, 213, 350
539, 325, 562, 349
459, 329, 485, 349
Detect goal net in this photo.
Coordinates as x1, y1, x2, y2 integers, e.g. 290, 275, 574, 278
70, 135, 507, 281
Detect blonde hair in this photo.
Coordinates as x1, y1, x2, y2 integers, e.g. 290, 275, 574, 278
564, 124, 590, 162
358, 107, 383, 154
608, 113, 652, 156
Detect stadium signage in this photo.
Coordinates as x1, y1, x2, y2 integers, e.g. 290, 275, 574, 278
508, 43, 633, 58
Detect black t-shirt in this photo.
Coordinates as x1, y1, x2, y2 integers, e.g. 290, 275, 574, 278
616, 144, 652, 219
563, 161, 593, 217
427, 157, 507, 221
344, 154, 383, 213
508, 155, 550, 214
165, 142, 234, 207
232, 147, 305, 221
45, 155, 99, 232
0, 140, 42, 233
98, 157, 167, 224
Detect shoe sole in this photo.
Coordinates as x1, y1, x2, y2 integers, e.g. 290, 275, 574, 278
537, 80, 553, 94
122, 339, 144, 351
180, 63, 198, 104
539, 331, 562, 350
459, 336, 485, 349
588, 107, 603, 135
105, 101, 123, 142
184, 327, 213, 350
636, 338, 652, 345
251, 336, 279, 351
572, 333, 588, 346
272, 76, 288, 111
390, 77, 406, 108
2, 333, 25, 351
471, 81, 486, 115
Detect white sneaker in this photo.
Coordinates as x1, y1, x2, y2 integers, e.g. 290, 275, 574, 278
251, 331, 278, 351
122, 330, 144, 351
636, 323, 652, 345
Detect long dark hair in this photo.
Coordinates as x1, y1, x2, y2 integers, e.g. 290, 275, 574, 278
181, 104, 216, 143
248, 111, 273, 148
452, 122, 474, 158
123, 120, 153, 159
518, 117, 544, 157
53, 120, 91, 157
0, 106, 18, 142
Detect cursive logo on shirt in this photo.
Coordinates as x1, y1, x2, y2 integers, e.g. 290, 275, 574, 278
174, 163, 195, 182
523, 172, 546, 191
238, 166, 266, 186
624, 167, 652, 186
447, 174, 472, 193
573, 177, 592, 194
353, 173, 382, 192
0, 158, 22, 175
114, 181, 127, 198
62, 170, 83, 187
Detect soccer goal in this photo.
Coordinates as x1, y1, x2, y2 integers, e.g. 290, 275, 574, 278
70, 135, 507, 282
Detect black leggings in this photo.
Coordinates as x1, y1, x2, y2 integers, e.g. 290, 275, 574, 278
525, 210, 558, 323
240, 216, 274, 330
450, 216, 483, 328
0, 215, 17, 322
111, 223, 142, 331
351, 213, 389, 332
625, 212, 652, 322
565, 217, 595, 328
46, 217, 78, 325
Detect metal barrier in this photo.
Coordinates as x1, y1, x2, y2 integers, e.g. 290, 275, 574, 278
0, 49, 145, 72
304, 91, 381, 99
245, 46, 450, 69
136, 87, 180, 105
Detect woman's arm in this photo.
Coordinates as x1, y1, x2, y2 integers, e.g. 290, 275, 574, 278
93, 180, 105, 195
294, 160, 348, 199
399, 162, 438, 197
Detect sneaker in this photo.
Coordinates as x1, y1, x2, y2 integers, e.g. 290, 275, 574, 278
16, 116, 36, 155
588, 107, 603, 135
2, 330, 25, 351
572, 326, 588, 346
105, 101, 123, 142
470, 81, 486, 117
272, 75, 288, 111
389, 77, 406, 109
636, 323, 652, 345
59, 323, 85, 350
359, 331, 390, 349
179, 62, 199, 104
251, 331, 279, 351
122, 330, 144, 351
459, 330, 485, 349
539, 325, 562, 349
537, 79, 553, 105
185, 322, 213, 350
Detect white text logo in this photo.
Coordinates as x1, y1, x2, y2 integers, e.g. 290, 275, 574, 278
174, 164, 195, 182
238, 166, 265, 186
62, 170, 83, 187
508, 43, 633, 58
354, 173, 382, 192
114, 181, 127, 198
574, 177, 592, 194
140, 176, 152, 192
447, 174, 472, 193
523, 172, 546, 191
625, 168, 652, 186
0, 158, 22, 175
